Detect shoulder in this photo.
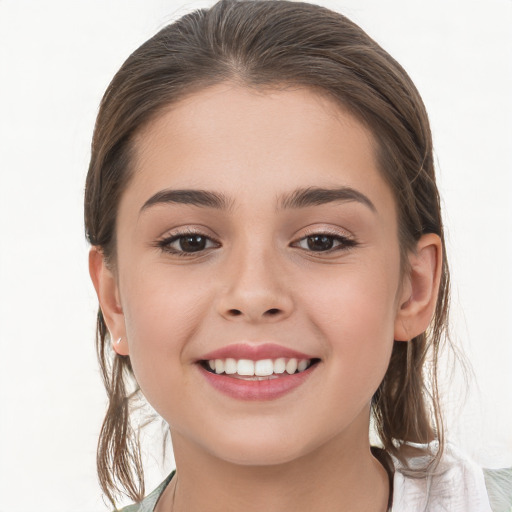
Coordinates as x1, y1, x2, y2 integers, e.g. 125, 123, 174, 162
392, 443, 512, 512
115, 471, 175, 512
484, 466, 512, 512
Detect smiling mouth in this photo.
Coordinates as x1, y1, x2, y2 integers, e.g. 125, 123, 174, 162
199, 357, 321, 380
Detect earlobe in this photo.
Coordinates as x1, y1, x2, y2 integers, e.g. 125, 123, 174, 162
394, 234, 442, 342
89, 247, 130, 356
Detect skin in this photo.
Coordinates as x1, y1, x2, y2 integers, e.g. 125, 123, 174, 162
90, 83, 442, 511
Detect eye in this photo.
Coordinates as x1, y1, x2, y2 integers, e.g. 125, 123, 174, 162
158, 232, 219, 255
294, 233, 356, 252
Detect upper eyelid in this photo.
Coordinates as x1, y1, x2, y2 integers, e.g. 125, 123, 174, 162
292, 226, 354, 242
158, 225, 220, 241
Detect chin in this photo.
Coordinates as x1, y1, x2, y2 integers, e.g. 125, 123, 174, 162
213, 443, 305, 467
199, 425, 320, 467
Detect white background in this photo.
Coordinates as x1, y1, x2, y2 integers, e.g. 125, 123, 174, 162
0, 0, 511, 510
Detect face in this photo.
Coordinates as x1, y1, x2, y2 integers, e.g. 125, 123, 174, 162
108, 84, 410, 465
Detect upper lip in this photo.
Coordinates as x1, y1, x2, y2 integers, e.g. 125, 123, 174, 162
198, 343, 317, 362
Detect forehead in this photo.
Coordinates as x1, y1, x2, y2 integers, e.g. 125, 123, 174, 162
126, 83, 395, 217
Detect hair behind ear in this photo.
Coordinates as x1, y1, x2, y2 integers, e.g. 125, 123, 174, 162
372, 236, 450, 471
95, 309, 145, 508
372, 335, 440, 449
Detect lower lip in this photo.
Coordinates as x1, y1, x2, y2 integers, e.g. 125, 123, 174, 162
198, 363, 318, 401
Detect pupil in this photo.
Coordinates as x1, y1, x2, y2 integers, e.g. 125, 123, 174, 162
180, 235, 206, 252
307, 235, 333, 251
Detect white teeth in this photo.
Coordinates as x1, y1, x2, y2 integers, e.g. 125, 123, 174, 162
297, 359, 308, 372
214, 359, 224, 374
224, 358, 237, 374
274, 358, 286, 374
237, 359, 255, 376
255, 359, 273, 376
206, 357, 313, 376
286, 358, 298, 374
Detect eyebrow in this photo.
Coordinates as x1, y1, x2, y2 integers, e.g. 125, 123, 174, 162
140, 186, 376, 214
140, 189, 233, 213
278, 186, 376, 212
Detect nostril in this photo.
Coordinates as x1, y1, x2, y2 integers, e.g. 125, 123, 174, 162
224, 307, 284, 319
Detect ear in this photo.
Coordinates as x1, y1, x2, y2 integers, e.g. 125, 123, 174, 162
89, 247, 129, 356
394, 233, 443, 342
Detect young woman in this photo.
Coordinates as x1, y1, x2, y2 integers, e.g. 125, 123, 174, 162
85, 1, 511, 510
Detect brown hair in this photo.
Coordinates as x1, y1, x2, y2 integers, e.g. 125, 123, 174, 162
85, 0, 450, 506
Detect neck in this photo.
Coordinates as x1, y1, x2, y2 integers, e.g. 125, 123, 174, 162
156, 414, 389, 512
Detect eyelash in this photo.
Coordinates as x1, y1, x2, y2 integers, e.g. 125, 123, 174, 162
156, 229, 358, 256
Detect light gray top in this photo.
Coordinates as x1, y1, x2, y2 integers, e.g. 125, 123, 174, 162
117, 447, 512, 512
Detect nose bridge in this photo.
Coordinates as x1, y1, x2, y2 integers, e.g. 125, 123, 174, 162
217, 233, 293, 322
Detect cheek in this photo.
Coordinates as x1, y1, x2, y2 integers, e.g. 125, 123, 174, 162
122, 262, 211, 335
303, 258, 399, 391
119, 268, 210, 403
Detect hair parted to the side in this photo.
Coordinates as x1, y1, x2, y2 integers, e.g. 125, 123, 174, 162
84, 0, 450, 507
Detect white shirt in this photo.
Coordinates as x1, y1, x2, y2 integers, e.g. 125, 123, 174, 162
392, 444, 494, 512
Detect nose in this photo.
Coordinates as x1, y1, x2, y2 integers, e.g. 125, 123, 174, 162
216, 245, 294, 323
